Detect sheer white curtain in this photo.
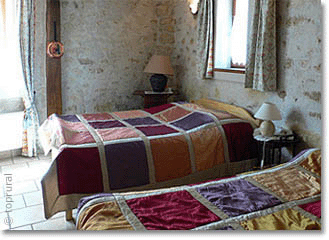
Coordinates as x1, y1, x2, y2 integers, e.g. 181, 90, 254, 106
231, 0, 248, 66
0, 0, 24, 152
0, 0, 23, 99
214, 0, 232, 69
214, 0, 248, 69
1, 0, 39, 156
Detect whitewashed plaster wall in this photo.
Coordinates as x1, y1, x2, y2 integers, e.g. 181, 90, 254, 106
60, 0, 175, 114
172, 0, 322, 148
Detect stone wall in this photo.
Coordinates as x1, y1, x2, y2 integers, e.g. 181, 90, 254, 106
172, 0, 322, 149
60, 0, 175, 115
34, 0, 322, 150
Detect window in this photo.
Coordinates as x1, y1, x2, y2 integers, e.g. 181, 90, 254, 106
0, 0, 23, 99
0, 0, 24, 152
214, 0, 248, 73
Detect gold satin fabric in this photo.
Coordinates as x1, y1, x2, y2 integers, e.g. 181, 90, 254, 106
240, 208, 321, 230
189, 125, 225, 171
300, 150, 321, 177
251, 167, 321, 201
77, 201, 133, 230
150, 135, 191, 182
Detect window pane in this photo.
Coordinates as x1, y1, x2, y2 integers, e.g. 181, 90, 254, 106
214, 0, 248, 69
0, 111, 24, 151
231, 0, 248, 67
214, 0, 233, 69
0, 0, 23, 100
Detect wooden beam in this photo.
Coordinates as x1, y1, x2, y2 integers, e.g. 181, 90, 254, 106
46, 0, 62, 116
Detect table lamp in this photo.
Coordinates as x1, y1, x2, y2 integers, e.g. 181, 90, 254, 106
254, 102, 282, 137
144, 55, 174, 92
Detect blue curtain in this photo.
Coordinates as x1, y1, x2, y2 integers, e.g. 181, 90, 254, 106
19, 0, 39, 157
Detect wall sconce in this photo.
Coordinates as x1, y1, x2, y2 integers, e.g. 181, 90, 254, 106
188, 0, 200, 14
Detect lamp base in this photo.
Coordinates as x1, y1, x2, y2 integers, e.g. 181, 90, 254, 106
150, 74, 168, 92
259, 120, 275, 137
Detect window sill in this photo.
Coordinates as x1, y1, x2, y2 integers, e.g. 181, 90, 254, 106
214, 68, 245, 74
213, 68, 245, 84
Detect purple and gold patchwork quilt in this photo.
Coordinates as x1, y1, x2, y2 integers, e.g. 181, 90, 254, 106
76, 149, 321, 230
39, 102, 258, 219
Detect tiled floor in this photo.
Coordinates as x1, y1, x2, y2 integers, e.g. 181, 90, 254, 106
0, 151, 76, 231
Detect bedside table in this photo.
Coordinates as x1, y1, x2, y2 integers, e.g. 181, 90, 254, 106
133, 90, 177, 108
254, 133, 299, 169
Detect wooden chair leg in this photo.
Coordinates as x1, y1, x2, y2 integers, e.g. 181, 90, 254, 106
66, 209, 73, 221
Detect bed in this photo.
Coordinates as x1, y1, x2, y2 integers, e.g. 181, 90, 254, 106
76, 148, 321, 230
39, 99, 260, 220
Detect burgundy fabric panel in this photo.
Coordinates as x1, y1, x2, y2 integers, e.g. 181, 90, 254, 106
299, 200, 321, 218
196, 179, 282, 217
222, 122, 258, 162
136, 125, 178, 136
57, 147, 103, 195
144, 103, 175, 114
126, 190, 220, 230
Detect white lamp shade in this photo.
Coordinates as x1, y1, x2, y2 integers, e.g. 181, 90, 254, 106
254, 102, 282, 121
144, 55, 174, 75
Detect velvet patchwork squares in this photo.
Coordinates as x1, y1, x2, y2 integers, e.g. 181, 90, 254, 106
82, 113, 114, 121
251, 167, 321, 202
57, 118, 88, 131
299, 200, 321, 218
57, 114, 81, 122
144, 103, 175, 114
113, 110, 148, 119
126, 191, 220, 230
197, 179, 281, 217
154, 106, 192, 122
240, 208, 321, 230
62, 130, 96, 145
105, 141, 149, 190
97, 128, 140, 142
88, 120, 126, 129
124, 117, 161, 126
150, 135, 191, 182
171, 112, 214, 131
136, 125, 178, 136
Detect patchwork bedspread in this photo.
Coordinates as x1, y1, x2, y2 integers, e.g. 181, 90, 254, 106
39, 102, 257, 219
76, 149, 321, 230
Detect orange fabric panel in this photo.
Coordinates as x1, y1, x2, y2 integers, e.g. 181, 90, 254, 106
189, 126, 225, 171
150, 135, 191, 182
